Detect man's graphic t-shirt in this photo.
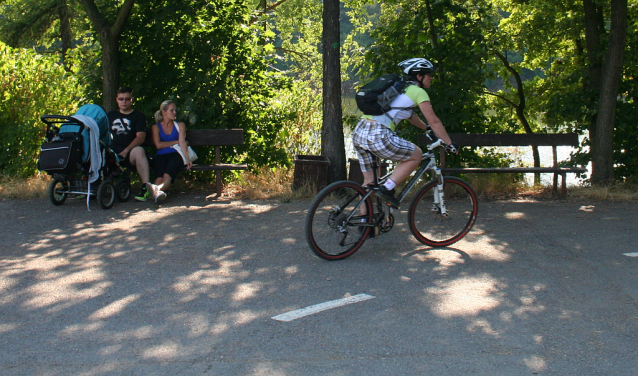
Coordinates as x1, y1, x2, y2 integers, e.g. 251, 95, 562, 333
107, 110, 147, 151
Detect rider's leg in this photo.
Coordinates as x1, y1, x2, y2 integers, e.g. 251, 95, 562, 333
386, 146, 423, 187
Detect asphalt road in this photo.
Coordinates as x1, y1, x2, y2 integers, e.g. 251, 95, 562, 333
1, 193, 637, 375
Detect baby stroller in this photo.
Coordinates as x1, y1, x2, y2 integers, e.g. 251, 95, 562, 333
37, 104, 131, 209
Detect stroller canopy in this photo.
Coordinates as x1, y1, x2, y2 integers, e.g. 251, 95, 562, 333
55, 104, 110, 164
74, 104, 110, 145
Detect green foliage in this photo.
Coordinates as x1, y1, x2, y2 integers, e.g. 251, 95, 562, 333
112, 0, 294, 180
0, 42, 86, 177
275, 82, 322, 157
491, 0, 638, 180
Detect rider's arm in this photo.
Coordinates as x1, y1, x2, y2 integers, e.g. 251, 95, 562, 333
417, 101, 453, 146
407, 112, 429, 130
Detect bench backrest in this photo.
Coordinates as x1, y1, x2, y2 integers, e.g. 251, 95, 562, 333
417, 132, 582, 171
440, 133, 580, 147
142, 128, 244, 147
186, 129, 243, 146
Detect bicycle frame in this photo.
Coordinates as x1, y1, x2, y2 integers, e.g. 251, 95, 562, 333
363, 138, 449, 216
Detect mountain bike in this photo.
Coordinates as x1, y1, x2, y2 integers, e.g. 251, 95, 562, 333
305, 134, 478, 260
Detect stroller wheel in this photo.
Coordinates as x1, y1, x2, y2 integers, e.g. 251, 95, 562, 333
49, 179, 69, 206
115, 180, 131, 202
97, 180, 116, 209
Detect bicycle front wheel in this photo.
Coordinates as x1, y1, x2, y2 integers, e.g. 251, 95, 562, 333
408, 177, 478, 247
305, 181, 373, 260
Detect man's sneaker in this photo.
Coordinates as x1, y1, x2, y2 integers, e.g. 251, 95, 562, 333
135, 187, 151, 202
376, 185, 400, 208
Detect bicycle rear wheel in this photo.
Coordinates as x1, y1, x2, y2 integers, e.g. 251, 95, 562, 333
408, 177, 478, 247
305, 181, 373, 260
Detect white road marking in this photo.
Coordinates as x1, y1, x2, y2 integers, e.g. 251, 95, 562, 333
624, 252, 638, 257
272, 293, 376, 322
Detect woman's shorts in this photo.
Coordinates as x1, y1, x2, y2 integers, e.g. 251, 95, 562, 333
352, 119, 415, 172
153, 152, 184, 181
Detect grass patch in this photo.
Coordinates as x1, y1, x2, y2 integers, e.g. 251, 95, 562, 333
570, 182, 638, 201
224, 167, 317, 201
464, 173, 530, 200
2, 171, 636, 202
0, 173, 51, 199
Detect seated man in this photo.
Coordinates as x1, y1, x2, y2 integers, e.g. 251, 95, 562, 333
107, 87, 157, 201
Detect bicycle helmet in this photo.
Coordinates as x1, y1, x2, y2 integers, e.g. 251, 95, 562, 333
398, 58, 436, 76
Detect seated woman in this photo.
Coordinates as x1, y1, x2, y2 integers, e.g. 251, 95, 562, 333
151, 100, 192, 203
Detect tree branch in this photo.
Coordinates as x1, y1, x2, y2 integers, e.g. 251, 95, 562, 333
250, 0, 292, 25
77, 0, 134, 37
77, 0, 107, 34
494, 51, 525, 110
483, 91, 517, 108
112, 0, 135, 36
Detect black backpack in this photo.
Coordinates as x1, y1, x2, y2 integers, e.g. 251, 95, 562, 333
355, 74, 410, 116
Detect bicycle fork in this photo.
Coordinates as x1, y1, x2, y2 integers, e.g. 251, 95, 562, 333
432, 168, 448, 217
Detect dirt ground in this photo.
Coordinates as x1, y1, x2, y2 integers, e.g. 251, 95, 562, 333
1, 193, 638, 375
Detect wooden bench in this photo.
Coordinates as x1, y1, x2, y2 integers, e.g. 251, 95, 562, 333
418, 133, 587, 198
144, 128, 247, 197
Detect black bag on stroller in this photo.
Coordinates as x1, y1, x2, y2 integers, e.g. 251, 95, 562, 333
37, 138, 83, 174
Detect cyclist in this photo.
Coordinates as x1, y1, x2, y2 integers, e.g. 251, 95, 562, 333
352, 57, 458, 208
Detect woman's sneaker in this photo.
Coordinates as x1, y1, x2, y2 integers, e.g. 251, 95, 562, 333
154, 190, 167, 203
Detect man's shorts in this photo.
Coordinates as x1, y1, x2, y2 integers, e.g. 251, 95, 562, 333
110, 144, 135, 168
352, 119, 415, 172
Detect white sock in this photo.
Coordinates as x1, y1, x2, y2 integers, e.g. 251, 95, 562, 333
384, 179, 397, 190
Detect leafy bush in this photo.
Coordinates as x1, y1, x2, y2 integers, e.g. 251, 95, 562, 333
0, 42, 86, 177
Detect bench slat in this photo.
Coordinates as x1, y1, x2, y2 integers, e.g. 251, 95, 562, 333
191, 163, 248, 171
418, 133, 581, 147
442, 167, 587, 174
185, 129, 244, 147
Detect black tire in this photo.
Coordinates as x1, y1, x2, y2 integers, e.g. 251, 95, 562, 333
97, 180, 116, 209
49, 180, 69, 206
115, 180, 131, 202
305, 181, 373, 260
408, 177, 478, 247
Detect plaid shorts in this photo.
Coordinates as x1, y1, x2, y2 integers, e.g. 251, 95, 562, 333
352, 119, 415, 172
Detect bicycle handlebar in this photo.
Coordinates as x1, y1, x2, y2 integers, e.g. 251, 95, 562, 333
424, 129, 459, 154
426, 138, 446, 151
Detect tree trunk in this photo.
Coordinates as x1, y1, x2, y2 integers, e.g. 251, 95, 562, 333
57, 0, 71, 69
582, 0, 604, 162
101, 33, 120, 112
321, 0, 346, 183
590, 0, 628, 184
78, 0, 135, 112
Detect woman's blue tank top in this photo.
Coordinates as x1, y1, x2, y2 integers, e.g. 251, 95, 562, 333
156, 122, 179, 155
